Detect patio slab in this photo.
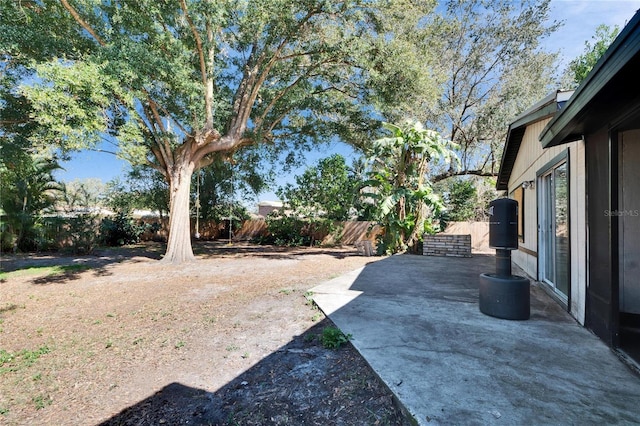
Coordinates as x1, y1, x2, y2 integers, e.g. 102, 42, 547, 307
310, 254, 640, 425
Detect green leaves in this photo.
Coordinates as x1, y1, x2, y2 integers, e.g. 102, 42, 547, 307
424, 0, 558, 179
0, 155, 63, 252
320, 326, 352, 350
6, 0, 442, 160
22, 60, 122, 152
372, 120, 459, 171
364, 119, 456, 254
567, 24, 620, 86
277, 154, 359, 221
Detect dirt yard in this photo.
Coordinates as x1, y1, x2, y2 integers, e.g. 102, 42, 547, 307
0, 242, 412, 425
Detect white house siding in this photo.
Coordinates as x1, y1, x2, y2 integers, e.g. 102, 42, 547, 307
506, 118, 587, 324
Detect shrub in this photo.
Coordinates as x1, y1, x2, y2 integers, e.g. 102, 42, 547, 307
255, 210, 345, 247
64, 214, 100, 254
254, 212, 313, 246
100, 212, 146, 246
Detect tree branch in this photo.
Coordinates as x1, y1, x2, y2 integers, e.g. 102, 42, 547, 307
253, 61, 325, 131
0, 118, 29, 125
227, 9, 320, 144
147, 98, 174, 169
178, 0, 213, 129
88, 147, 118, 156
432, 169, 497, 183
191, 135, 253, 168
59, 0, 106, 46
148, 145, 168, 178
276, 49, 327, 61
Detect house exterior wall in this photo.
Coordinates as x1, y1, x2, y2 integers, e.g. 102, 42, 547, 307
257, 201, 283, 217
506, 117, 587, 324
619, 129, 640, 315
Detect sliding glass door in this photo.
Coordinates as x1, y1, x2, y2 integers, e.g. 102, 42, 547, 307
539, 161, 569, 301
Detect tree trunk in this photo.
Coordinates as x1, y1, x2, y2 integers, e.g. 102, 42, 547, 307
406, 201, 426, 251
161, 161, 196, 264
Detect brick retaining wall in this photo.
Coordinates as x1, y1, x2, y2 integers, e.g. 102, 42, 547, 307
423, 234, 472, 257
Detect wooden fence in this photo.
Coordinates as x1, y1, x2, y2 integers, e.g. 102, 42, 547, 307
138, 218, 488, 252
139, 218, 383, 246
441, 221, 490, 253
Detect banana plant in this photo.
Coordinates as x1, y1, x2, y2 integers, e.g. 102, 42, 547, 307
363, 120, 458, 254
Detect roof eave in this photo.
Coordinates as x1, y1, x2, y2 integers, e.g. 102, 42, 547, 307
540, 10, 640, 148
496, 91, 568, 191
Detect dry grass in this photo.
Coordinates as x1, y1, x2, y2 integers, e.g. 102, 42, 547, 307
0, 242, 407, 425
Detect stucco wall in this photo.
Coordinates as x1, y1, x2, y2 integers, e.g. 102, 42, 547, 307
507, 118, 587, 324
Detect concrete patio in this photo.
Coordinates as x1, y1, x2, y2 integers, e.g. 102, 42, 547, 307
310, 254, 640, 425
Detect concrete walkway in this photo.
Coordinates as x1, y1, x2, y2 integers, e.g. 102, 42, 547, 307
310, 254, 640, 425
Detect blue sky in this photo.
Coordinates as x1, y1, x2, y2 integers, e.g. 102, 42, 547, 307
545, 0, 640, 67
55, 0, 640, 203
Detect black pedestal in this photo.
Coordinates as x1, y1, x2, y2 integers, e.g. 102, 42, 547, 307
479, 273, 530, 320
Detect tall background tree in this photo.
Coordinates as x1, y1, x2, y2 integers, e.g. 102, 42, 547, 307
2, 0, 438, 263
104, 167, 170, 217
565, 24, 620, 86
257, 154, 362, 247
0, 155, 62, 252
277, 154, 360, 221
423, 0, 559, 181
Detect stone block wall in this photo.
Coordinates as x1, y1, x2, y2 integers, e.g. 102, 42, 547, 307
423, 234, 472, 257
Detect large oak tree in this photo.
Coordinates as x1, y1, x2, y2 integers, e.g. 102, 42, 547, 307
2, 0, 437, 263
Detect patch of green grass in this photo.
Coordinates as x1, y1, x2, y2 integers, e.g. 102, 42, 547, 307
32, 394, 52, 410
320, 327, 352, 349
0, 406, 8, 415
304, 291, 319, 310
278, 288, 294, 295
226, 345, 239, 352
311, 312, 324, 322
0, 264, 91, 280
175, 341, 185, 349
0, 304, 20, 315
0, 346, 51, 374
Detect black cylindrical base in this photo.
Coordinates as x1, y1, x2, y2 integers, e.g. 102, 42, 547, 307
479, 273, 530, 320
